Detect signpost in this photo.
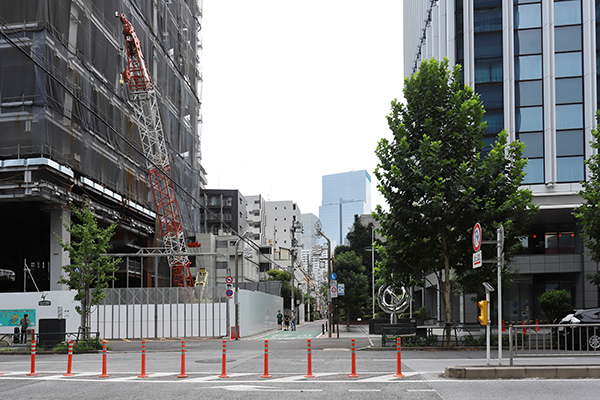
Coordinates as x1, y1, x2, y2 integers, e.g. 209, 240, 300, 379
473, 251, 482, 269
338, 283, 345, 296
472, 223, 482, 252
330, 280, 338, 298
472, 222, 504, 365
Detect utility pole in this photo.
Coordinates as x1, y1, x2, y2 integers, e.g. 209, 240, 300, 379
314, 220, 332, 338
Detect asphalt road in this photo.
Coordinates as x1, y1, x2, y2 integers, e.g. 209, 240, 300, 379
2, 320, 600, 399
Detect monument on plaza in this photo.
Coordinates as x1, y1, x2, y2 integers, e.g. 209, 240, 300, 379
377, 285, 410, 324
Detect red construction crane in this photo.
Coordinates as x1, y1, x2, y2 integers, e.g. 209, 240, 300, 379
117, 12, 194, 287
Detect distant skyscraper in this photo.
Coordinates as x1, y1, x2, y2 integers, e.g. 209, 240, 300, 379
319, 170, 371, 247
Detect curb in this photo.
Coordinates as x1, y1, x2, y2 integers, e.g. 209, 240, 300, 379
445, 365, 600, 379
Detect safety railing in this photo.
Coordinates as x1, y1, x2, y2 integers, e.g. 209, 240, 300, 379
509, 323, 600, 365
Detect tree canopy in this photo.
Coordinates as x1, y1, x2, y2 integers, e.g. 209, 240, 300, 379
56, 201, 120, 337
373, 58, 535, 342
575, 111, 600, 263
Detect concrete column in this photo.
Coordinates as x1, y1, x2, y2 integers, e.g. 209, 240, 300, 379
50, 207, 70, 291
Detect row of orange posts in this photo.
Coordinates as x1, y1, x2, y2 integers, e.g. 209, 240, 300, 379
0, 338, 407, 378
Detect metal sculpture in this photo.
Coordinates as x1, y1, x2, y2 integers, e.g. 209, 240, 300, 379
377, 285, 410, 324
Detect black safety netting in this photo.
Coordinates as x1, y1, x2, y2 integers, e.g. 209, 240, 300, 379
0, 0, 203, 235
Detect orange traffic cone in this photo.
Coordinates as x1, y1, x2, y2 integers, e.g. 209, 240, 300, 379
535, 319, 540, 332
522, 321, 528, 335
502, 320, 506, 332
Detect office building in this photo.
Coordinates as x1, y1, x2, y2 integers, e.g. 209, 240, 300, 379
0, 1, 204, 291
319, 170, 371, 247
405, 0, 599, 323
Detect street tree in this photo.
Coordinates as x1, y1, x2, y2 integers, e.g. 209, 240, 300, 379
56, 201, 120, 338
267, 269, 300, 310
575, 111, 600, 263
332, 249, 369, 329
345, 215, 380, 316
374, 58, 535, 343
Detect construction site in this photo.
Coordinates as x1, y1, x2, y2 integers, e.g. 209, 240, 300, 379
0, 0, 205, 292
0, 1, 260, 338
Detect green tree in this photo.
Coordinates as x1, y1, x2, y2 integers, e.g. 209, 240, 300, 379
332, 249, 369, 329
538, 289, 573, 322
374, 58, 535, 343
344, 215, 381, 317
267, 269, 299, 310
575, 111, 600, 263
56, 201, 120, 338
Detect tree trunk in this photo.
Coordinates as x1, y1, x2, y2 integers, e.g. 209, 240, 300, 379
444, 256, 452, 346
83, 287, 90, 339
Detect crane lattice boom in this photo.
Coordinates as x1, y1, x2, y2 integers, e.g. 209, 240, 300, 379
118, 13, 194, 287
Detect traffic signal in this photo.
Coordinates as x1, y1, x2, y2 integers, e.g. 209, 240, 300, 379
478, 300, 488, 325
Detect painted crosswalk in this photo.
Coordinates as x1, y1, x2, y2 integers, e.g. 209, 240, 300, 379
258, 330, 321, 340
0, 371, 420, 383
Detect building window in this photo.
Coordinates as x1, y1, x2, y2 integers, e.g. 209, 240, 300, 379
516, 107, 543, 132
556, 130, 584, 156
519, 132, 544, 158
516, 80, 543, 106
555, 26, 582, 52
516, 55, 543, 80
515, 4, 542, 29
522, 158, 544, 184
515, 28, 542, 55
520, 224, 576, 254
556, 104, 583, 130
216, 261, 228, 269
557, 156, 584, 182
555, 78, 583, 104
555, 52, 582, 77
554, 0, 581, 26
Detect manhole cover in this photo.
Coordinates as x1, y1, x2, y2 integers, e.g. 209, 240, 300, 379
195, 358, 236, 364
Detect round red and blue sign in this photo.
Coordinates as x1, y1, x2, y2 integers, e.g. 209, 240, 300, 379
473, 223, 482, 252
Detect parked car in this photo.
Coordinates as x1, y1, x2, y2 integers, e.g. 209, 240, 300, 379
556, 308, 600, 350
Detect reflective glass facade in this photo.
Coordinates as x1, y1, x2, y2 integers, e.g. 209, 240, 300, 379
318, 171, 371, 247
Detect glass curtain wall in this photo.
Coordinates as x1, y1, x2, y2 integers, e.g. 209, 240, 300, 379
515, 0, 544, 183
554, 0, 585, 182
475, 0, 504, 154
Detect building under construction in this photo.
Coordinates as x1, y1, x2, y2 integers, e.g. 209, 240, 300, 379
0, 0, 205, 292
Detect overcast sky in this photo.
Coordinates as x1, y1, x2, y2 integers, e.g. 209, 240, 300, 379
201, 1, 404, 216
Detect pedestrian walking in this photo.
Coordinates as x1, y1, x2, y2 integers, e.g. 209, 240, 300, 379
291, 311, 296, 331
283, 312, 290, 331
277, 310, 283, 330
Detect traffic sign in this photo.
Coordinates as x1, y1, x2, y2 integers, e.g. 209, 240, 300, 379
473, 223, 482, 252
226, 289, 233, 298
473, 250, 482, 269
338, 283, 345, 296
330, 285, 338, 298
225, 276, 233, 284
330, 272, 337, 281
